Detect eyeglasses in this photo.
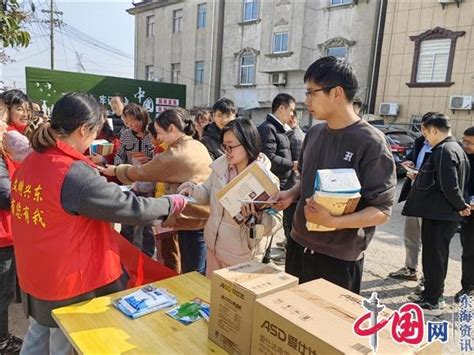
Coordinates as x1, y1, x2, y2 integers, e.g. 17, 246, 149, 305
220, 143, 242, 154
304, 86, 336, 98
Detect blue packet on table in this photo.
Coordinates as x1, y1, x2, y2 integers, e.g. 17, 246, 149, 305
166, 298, 210, 325
113, 285, 177, 319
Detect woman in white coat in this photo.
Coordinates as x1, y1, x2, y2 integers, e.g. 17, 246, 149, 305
178, 119, 282, 276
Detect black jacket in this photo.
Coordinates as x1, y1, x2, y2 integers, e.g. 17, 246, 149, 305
286, 125, 306, 189
398, 135, 428, 202
201, 122, 223, 160
402, 136, 469, 221
258, 114, 293, 189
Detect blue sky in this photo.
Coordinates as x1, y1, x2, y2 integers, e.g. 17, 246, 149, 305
2, 0, 135, 90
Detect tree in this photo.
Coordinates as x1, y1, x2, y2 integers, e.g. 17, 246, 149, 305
1, 0, 31, 49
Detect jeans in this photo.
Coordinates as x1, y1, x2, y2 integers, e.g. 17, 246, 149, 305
0, 246, 15, 337
121, 224, 156, 257
178, 230, 206, 275
20, 317, 71, 355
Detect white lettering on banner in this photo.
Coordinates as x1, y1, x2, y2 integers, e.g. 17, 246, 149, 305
143, 97, 154, 113
134, 87, 146, 103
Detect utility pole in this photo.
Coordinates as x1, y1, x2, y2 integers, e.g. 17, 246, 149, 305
41, 0, 63, 70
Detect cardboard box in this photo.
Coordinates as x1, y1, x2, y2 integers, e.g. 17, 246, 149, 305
252, 279, 442, 355
209, 261, 298, 355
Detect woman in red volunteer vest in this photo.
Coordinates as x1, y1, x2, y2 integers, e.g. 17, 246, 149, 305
0, 89, 31, 354
12, 93, 186, 355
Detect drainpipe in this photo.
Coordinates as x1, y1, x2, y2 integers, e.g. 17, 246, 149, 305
367, 0, 387, 114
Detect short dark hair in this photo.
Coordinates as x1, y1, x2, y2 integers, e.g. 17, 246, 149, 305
155, 107, 195, 137
213, 98, 237, 116
271, 93, 296, 113
421, 111, 437, 123
123, 103, 149, 132
304, 56, 358, 102
422, 113, 451, 133
111, 93, 125, 104
4, 89, 29, 109
220, 118, 261, 164
464, 126, 474, 137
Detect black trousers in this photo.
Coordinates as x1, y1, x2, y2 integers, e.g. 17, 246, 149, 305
0, 246, 15, 337
460, 217, 474, 292
283, 202, 297, 243
285, 236, 364, 294
421, 218, 458, 303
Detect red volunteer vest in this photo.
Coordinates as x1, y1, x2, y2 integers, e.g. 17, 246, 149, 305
11, 140, 122, 301
0, 156, 18, 248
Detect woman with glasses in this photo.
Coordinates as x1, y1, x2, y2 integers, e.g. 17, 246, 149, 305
101, 107, 212, 275
177, 119, 282, 276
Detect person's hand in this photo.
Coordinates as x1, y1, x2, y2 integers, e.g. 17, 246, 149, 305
406, 171, 418, 181
90, 153, 105, 165
459, 204, 471, 217
240, 203, 261, 225
401, 161, 415, 169
177, 182, 194, 197
304, 198, 336, 228
97, 164, 116, 176
271, 190, 294, 211
292, 161, 299, 172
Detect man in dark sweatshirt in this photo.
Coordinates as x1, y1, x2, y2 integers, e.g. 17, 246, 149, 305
455, 126, 474, 302
201, 98, 236, 160
274, 56, 396, 294
403, 114, 470, 315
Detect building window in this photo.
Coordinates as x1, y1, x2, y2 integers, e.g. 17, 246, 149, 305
239, 52, 255, 85
408, 27, 465, 88
146, 15, 155, 37
195, 61, 204, 85
330, 0, 352, 6
173, 9, 183, 33
243, 0, 258, 22
197, 3, 207, 29
416, 39, 450, 83
272, 32, 288, 54
326, 46, 348, 60
145, 65, 154, 81
171, 63, 180, 83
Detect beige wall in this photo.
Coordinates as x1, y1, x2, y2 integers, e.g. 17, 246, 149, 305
376, 0, 473, 137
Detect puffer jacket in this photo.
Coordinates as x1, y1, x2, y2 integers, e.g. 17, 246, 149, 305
184, 153, 282, 265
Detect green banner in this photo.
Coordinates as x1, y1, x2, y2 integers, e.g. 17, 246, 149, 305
25, 67, 186, 117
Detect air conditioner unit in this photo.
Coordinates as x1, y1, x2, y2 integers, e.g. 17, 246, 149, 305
449, 95, 472, 110
271, 72, 287, 86
438, 0, 457, 3
379, 102, 399, 116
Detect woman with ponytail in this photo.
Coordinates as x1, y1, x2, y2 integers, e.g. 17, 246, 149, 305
11, 93, 186, 355
101, 107, 212, 275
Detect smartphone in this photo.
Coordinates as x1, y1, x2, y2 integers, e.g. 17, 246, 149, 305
403, 166, 419, 174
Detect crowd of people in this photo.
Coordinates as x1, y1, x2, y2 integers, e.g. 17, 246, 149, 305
0, 56, 472, 354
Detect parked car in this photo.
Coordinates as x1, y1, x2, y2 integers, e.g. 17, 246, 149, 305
371, 124, 421, 177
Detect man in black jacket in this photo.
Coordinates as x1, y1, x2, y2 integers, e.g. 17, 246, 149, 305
201, 98, 236, 160
455, 126, 474, 302
258, 94, 296, 256
388, 112, 433, 281
403, 114, 470, 315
